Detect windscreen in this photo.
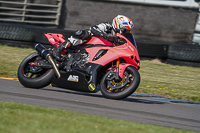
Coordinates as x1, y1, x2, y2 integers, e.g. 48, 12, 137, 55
122, 33, 138, 49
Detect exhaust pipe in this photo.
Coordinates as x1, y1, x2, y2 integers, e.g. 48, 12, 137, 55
35, 43, 61, 78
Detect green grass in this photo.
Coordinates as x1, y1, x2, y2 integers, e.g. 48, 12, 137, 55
0, 45, 35, 76
0, 101, 198, 133
0, 44, 200, 101
137, 60, 200, 101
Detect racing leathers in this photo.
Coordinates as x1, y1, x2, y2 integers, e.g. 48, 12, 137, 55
53, 22, 114, 61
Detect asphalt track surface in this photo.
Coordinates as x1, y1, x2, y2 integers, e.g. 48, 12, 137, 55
0, 78, 200, 132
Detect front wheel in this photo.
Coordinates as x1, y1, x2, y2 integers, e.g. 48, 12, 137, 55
17, 52, 55, 88
100, 66, 140, 100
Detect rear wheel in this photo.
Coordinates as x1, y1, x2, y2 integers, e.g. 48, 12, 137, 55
17, 52, 55, 88
100, 66, 140, 100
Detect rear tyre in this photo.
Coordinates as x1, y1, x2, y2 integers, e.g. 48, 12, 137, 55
17, 52, 55, 88
100, 66, 140, 100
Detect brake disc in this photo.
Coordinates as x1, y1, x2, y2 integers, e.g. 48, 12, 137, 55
107, 72, 129, 89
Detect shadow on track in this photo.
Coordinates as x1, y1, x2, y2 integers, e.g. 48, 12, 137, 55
41, 86, 165, 105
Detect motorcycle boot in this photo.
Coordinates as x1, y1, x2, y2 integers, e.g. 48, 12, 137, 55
52, 40, 71, 61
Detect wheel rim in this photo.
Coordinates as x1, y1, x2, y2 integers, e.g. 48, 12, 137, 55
22, 55, 49, 79
103, 70, 134, 93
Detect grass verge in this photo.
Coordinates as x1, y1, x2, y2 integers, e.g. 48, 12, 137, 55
137, 59, 200, 101
0, 101, 198, 133
0, 44, 35, 76
0, 44, 200, 101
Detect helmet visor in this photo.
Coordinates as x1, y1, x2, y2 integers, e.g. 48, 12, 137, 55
121, 29, 132, 33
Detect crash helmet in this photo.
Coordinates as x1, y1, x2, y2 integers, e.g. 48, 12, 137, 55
112, 15, 134, 33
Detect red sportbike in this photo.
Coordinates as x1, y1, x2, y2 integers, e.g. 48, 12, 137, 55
18, 32, 140, 100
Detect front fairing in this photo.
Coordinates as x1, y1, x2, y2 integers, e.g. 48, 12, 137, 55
85, 33, 140, 70
85, 36, 115, 46
116, 33, 140, 65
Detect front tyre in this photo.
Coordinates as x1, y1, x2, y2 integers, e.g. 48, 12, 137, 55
17, 52, 55, 88
100, 66, 140, 100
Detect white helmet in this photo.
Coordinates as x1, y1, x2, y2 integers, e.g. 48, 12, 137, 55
112, 15, 134, 33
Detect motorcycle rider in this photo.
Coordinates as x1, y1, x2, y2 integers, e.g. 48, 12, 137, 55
53, 15, 134, 61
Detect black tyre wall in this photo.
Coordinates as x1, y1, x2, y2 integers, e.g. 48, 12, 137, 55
137, 40, 169, 58
168, 43, 200, 62
166, 59, 200, 67
0, 22, 40, 41
0, 22, 75, 48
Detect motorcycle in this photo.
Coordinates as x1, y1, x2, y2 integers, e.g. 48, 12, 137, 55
17, 32, 140, 100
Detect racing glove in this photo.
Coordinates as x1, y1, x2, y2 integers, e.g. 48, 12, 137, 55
104, 35, 126, 45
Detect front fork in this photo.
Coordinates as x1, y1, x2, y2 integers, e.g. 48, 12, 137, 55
115, 58, 120, 80
116, 59, 133, 79
107, 59, 131, 81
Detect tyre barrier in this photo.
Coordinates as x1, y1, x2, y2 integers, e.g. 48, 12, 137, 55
0, 39, 35, 48
168, 43, 200, 62
166, 59, 200, 67
137, 40, 170, 58
0, 22, 75, 45
0, 23, 200, 67
0, 22, 40, 42
167, 43, 200, 67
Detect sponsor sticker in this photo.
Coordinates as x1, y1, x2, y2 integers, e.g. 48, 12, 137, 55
129, 46, 134, 51
88, 83, 96, 91
67, 75, 79, 82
